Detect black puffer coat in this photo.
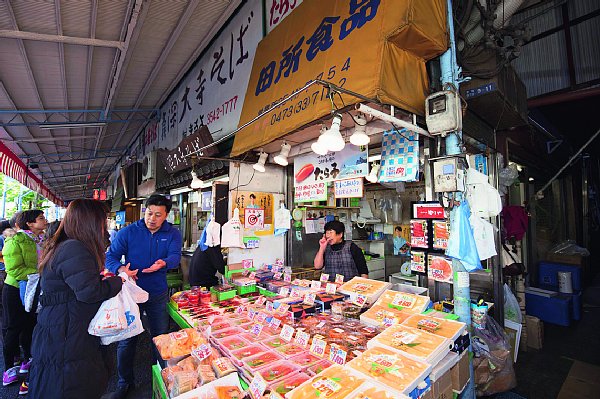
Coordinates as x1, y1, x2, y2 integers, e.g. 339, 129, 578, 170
29, 239, 122, 399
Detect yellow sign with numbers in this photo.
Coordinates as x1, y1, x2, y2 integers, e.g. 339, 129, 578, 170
231, 0, 447, 156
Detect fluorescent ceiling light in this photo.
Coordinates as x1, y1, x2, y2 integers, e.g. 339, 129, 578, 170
39, 122, 107, 130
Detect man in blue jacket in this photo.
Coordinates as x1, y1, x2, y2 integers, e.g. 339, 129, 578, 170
105, 194, 182, 399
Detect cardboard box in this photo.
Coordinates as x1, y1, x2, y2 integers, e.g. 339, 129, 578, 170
431, 368, 453, 399
558, 361, 600, 399
526, 315, 544, 350
451, 351, 470, 393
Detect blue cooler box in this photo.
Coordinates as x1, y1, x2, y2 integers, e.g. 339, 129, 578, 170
538, 262, 582, 291
525, 291, 571, 326
539, 285, 582, 321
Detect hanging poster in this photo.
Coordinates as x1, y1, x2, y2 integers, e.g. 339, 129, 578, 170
245, 208, 265, 229
410, 219, 429, 249
231, 191, 274, 236
433, 220, 450, 250
379, 129, 420, 182
428, 254, 453, 283
334, 178, 363, 198
411, 251, 427, 273
293, 145, 368, 186
200, 191, 212, 211
294, 182, 327, 203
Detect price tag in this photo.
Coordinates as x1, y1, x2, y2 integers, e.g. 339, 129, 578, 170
279, 287, 290, 297
284, 266, 292, 274
290, 289, 302, 299
294, 330, 310, 348
255, 296, 266, 306
277, 303, 290, 315
284, 273, 292, 283
265, 301, 274, 313
256, 312, 267, 324
191, 343, 212, 361
248, 309, 257, 321
235, 305, 246, 315
310, 337, 327, 358
273, 272, 282, 280
352, 294, 367, 307
280, 324, 295, 342
325, 283, 337, 295
320, 273, 330, 282
275, 258, 285, 266
249, 374, 268, 399
382, 317, 395, 327
303, 293, 316, 306
311, 280, 322, 290
392, 293, 416, 309
329, 346, 348, 365
242, 270, 250, 276
250, 323, 264, 336
249, 271, 257, 280
170, 330, 188, 341
292, 279, 301, 286
335, 274, 345, 284
269, 317, 282, 330
242, 259, 253, 269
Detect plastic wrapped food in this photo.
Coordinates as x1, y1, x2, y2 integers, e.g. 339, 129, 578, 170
347, 346, 431, 395
255, 360, 301, 384
218, 336, 249, 352
198, 364, 216, 384
269, 372, 311, 395
215, 386, 244, 399
342, 304, 362, 319
346, 383, 407, 399
402, 314, 467, 341
286, 365, 365, 399
243, 351, 284, 372
337, 277, 391, 305
289, 352, 321, 369
212, 357, 236, 378
275, 344, 305, 357
211, 327, 243, 340
261, 336, 287, 349
153, 328, 206, 360
307, 360, 333, 376
211, 321, 233, 331
161, 367, 198, 398
373, 290, 430, 314
360, 305, 413, 327
230, 344, 267, 362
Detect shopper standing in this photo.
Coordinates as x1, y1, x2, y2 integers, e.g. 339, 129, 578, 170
105, 194, 182, 399
314, 220, 369, 282
2, 210, 47, 394
28, 200, 122, 399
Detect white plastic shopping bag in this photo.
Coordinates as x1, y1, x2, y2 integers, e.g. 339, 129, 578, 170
88, 274, 149, 344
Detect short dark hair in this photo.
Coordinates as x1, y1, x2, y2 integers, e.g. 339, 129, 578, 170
0, 220, 10, 235
44, 221, 61, 242
324, 220, 345, 235
9, 212, 21, 229
145, 194, 172, 213
249, 193, 256, 199
17, 210, 44, 229
395, 226, 402, 232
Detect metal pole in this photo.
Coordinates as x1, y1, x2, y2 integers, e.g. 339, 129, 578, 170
1, 175, 7, 219
442, 1, 475, 398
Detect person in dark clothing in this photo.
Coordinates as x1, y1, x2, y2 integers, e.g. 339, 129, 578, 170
29, 199, 122, 399
314, 220, 368, 282
189, 245, 226, 288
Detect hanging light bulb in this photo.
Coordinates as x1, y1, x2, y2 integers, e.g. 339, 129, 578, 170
366, 163, 380, 183
190, 170, 203, 189
273, 141, 292, 166
253, 151, 268, 172
311, 126, 329, 155
349, 114, 369, 146
320, 113, 345, 152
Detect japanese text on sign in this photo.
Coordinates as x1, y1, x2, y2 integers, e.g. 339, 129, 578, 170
334, 177, 364, 198
245, 208, 265, 229
266, 0, 304, 33
294, 182, 327, 203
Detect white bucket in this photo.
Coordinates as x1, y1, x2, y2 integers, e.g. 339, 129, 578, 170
558, 271, 573, 294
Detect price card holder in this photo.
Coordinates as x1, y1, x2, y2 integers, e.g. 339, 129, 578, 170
304, 293, 316, 306
265, 301, 274, 313
242, 259, 254, 269
255, 296, 266, 306
249, 374, 268, 399
351, 293, 367, 307
248, 309, 258, 321
256, 312, 267, 324
250, 323, 264, 336
311, 280, 322, 290
325, 283, 337, 295
284, 273, 292, 283
277, 303, 290, 315
294, 330, 310, 348
235, 305, 246, 316
335, 274, 345, 284
280, 324, 295, 342
279, 287, 290, 297
273, 272, 282, 280
191, 343, 212, 361
249, 271, 257, 280
329, 346, 348, 365
269, 317, 282, 331
310, 337, 327, 358
320, 273, 330, 282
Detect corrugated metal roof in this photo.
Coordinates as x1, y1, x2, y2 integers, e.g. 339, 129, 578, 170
513, 31, 570, 97
511, 3, 562, 37
568, 0, 600, 19
570, 16, 600, 85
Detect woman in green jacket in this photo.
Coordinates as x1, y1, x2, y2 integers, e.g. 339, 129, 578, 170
2, 210, 46, 389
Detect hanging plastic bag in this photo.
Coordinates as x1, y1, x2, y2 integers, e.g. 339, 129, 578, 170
446, 201, 482, 271
503, 284, 522, 324
24, 273, 42, 313
472, 315, 517, 396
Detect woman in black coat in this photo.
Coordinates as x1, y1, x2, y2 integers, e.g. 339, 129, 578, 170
29, 199, 123, 399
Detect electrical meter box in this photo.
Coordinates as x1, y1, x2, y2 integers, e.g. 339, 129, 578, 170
425, 90, 462, 135
433, 158, 464, 193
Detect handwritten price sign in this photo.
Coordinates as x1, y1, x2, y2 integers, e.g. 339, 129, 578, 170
311, 280, 322, 290
320, 273, 330, 282
335, 274, 345, 284
326, 283, 337, 295
329, 346, 348, 365
310, 337, 327, 358
249, 374, 268, 399
294, 330, 310, 348
303, 293, 316, 306
280, 324, 295, 342
269, 317, 282, 331
191, 343, 212, 361
352, 294, 367, 307
251, 323, 264, 336
279, 287, 290, 297
284, 273, 292, 283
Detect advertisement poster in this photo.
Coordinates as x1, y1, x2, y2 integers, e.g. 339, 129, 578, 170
244, 208, 265, 229
265, 0, 304, 33
413, 203, 446, 219
379, 130, 419, 183
294, 182, 327, 203
433, 220, 450, 250
231, 191, 273, 236
428, 254, 453, 283
200, 191, 212, 211
293, 145, 368, 186
411, 251, 427, 273
410, 219, 429, 249
334, 178, 363, 198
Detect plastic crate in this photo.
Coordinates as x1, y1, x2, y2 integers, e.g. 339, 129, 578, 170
525, 291, 571, 326
210, 286, 237, 302
538, 262, 582, 291
236, 284, 257, 295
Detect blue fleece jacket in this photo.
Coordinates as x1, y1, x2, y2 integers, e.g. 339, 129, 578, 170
106, 219, 182, 296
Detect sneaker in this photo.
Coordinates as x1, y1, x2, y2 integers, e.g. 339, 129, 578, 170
2, 366, 19, 386
19, 359, 31, 374
18, 381, 28, 395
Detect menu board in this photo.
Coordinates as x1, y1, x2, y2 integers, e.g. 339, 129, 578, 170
427, 254, 453, 283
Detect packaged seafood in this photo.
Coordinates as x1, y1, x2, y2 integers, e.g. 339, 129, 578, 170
243, 351, 284, 373
269, 372, 311, 396
402, 314, 467, 341
360, 305, 413, 327
255, 360, 301, 384
338, 277, 391, 306
373, 290, 430, 314
289, 352, 321, 369
153, 328, 206, 360
285, 365, 365, 399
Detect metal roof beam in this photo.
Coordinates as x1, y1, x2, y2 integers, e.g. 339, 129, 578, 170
0, 30, 125, 50
32, 155, 119, 165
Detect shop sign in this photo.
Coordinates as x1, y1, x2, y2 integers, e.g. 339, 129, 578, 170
334, 177, 363, 198
413, 203, 446, 219
231, 0, 448, 156
157, 126, 217, 174
293, 145, 368, 186
133, 0, 262, 161
201, 191, 212, 211
294, 182, 327, 203
266, 0, 303, 33
428, 254, 453, 283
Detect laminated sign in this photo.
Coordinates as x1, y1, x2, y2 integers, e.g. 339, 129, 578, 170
380, 129, 420, 183
334, 178, 364, 198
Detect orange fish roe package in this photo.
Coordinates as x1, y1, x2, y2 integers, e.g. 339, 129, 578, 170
373, 290, 430, 314
402, 314, 467, 341
338, 278, 391, 306
347, 346, 431, 395
368, 324, 452, 365
285, 365, 365, 399
360, 305, 413, 328
345, 382, 410, 399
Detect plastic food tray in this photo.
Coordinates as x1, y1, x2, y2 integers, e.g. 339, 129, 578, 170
373, 290, 430, 314
254, 360, 301, 385
285, 365, 366, 399
268, 372, 311, 396
229, 344, 268, 366
402, 314, 467, 342
243, 351, 284, 374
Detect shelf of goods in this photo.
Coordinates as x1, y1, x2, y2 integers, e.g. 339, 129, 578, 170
154, 275, 469, 399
